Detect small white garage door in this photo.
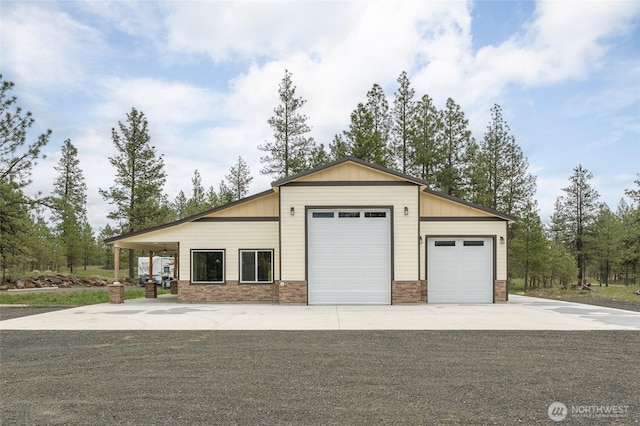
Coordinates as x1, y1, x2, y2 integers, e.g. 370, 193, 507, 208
427, 238, 493, 303
308, 209, 391, 304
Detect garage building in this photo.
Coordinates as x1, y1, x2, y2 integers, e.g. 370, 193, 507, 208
106, 157, 515, 304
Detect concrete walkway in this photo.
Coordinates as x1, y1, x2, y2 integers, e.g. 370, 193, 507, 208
1, 294, 639, 330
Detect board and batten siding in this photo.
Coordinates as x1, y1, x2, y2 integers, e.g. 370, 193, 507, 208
420, 220, 508, 281
118, 221, 279, 282
280, 185, 419, 282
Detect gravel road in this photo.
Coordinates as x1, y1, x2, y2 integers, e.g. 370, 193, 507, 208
1, 330, 638, 425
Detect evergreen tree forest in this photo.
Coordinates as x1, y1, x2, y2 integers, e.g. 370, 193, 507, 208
1, 72, 638, 289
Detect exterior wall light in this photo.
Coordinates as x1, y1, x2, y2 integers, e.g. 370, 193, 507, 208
290, 207, 295, 216
419, 235, 423, 244
404, 207, 409, 216
500, 236, 505, 245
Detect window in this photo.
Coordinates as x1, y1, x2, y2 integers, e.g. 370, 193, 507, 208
240, 250, 274, 283
464, 241, 484, 247
435, 241, 456, 247
312, 212, 334, 218
365, 212, 386, 218
339, 212, 360, 218
191, 250, 224, 283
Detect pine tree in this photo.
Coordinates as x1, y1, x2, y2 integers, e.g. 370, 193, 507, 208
171, 191, 187, 219
621, 175, 640, 282
225, 156, 253, 201
546, 242, 579, 288
390, 71, 415, 173
52, 139, 87, 273
259, 69, 315, 178
79, 220, 97, 271
206, 186, 220, 209
557, 165, 600, 285
309, 143, 330, 168
365, 83, 391, 167
590, 204, 621, 286
509, 201, 548, 291
99, 107, 168, 278
344, 103, 377, 162
436, 98, 473, 197
475, 105, 536, 217
31, 215, 61, 272
217, 180, 234, 206
184, 169, 207, 217
329, 84, 392, 167
98, 224, 120, 270
329, 134, 350, 160
0, 76, 51, 281
548, 197, 570, 245
411, 94, 441, 185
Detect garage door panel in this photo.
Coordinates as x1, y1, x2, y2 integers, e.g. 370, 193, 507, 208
308, 209, 391, 305
427, 238, 493, 304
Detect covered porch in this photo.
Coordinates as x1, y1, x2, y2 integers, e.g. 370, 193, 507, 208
108, 240, 180, 304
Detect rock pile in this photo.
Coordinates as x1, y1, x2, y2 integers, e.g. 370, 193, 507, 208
0, 275, 134, 290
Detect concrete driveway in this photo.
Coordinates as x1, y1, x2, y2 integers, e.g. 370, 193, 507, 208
1, 294, 639, 330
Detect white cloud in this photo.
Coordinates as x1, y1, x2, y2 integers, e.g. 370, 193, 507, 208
97, 77, 224, 126
0, 2, 108, 91
12, 0, 640, 234
162, 1, 355, 62
75, 1, 163, 39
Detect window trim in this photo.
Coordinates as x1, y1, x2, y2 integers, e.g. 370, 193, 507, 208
239, 249, 275, 284
190, 249, 225, 284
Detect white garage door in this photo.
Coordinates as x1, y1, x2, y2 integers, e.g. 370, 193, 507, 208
427, 238, 493, 303
308, 209, 391, 304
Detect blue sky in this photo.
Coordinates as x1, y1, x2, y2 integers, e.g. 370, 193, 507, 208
1, 0, 638, 230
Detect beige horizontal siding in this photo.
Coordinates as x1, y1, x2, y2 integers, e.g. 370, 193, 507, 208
298, 162, 406, 183
420, 192, 494, 217
118, 221, 279, 281
281, 185, 419, 281
205, 191, 279, 217
420, 221, 508, 280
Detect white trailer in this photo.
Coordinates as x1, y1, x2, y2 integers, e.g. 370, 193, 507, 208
138, 256, 175, 288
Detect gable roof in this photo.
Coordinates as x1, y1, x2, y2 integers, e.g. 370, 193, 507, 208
106, 157, 516, 245
273, 156, 516, 222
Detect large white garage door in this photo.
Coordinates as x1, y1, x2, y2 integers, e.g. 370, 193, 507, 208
308, 209, 391, 304
427, 238, 493, 303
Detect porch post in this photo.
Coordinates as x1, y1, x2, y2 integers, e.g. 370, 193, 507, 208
109, 246, 124, 303
173, 252, 178, 279
145, 250, 157, 298
170, 251, 178, 295
113, 246, 120, 283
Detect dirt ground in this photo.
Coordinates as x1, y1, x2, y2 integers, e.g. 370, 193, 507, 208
1, 330, 638, 425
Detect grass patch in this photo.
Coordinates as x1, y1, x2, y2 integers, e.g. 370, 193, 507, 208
510, 280, 640, 303
0, 289, 170, 306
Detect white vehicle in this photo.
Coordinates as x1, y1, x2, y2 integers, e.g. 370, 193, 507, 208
138, 256, 175, 288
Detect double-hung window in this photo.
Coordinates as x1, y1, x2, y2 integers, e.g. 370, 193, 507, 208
240, 250, 274, 284
191, 250, 225, 284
